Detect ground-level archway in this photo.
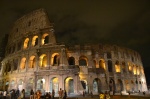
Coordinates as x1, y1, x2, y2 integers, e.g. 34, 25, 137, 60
65, 77, 74, 94
50, 77, 59, 94
93, 78, 102, 93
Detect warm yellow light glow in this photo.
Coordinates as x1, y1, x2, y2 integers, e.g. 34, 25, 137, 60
20, 57, 26, 69
32, 36, 38, 46
40, 54, 47, 67
115, 65, 120, 72
41, 33, 49, 45
51, 53, 60, 66
53, 78, 58, 83
29, 56, 35, 68
23, 38, 29, 49
99, 59, 105, 69
133, 65, 136, 75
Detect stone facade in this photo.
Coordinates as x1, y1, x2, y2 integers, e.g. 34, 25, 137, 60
0, 8, 148, 95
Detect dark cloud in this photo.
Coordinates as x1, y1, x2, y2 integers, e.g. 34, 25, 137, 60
0, 0, 150, 84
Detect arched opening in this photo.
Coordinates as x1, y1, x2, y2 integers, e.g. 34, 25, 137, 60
128, 62, 132, 73
109, 79, 115, 92
5, 81, 9, 91
93, 78, 101, 93
51, 53, 60, 66
65, 77, 74, 94
133, 65, 137, 75
80, 80, 88, 93
26, 78, 34, 93
108, 60, 112, 72
42, 33, 49, 45
37, 78, 45, 90
117, 79, 123, 92
131, 80, 135, 92
23, 38, 29, 49
29, 56, 36, 68
18, 79, 23, 91
115, 61, 120, 72
7, 63, 11, 72
125, 80, 130, 92
40, 54, 47, 67
50, 77, 59, 94
13, 59, 18, 71
79, 56, 88, 66
20, 57, 26, 69
93, 60, 97, 68
68, 57, 75, 65
99, 59, 105, 70
32, 36, 38, 46
10, 80, 15, 89
122, 62, 126, 73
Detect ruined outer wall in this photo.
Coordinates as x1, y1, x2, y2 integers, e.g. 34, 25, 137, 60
7, 8, 52, 46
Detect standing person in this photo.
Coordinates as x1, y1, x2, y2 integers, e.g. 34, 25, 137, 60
63, 90, 67, 99
37, 90, 41, 99
3, 90, 7, 99
30, 89, 34, 99
58, 88, 63, 99
11, 89, 16, 99
52, 89, 55, 99
20, 89, 25, 99
15, 89, 20, 99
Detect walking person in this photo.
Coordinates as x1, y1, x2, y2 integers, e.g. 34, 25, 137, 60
52, 89, 55, 99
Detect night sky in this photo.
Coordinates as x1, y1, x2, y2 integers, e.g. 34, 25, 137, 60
0, 1, 150, 85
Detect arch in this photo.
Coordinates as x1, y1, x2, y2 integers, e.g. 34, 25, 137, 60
68, 57, 75, 65
65, 77, 74, 94
29, 56, 36, 68
133, 65, 136, 75
79, 56, 88, 66
99, 59, 105, 70
117, 79, 123, 92
115, 60, 120, 72
26, 78, 34, 93
122, 62, 126, 73
13, 59, 18, 71
42, 33, 49, 45
20, 57, 26, 69
125, 80, 130, 92
23, 38, 29, 49
32, 36, 38, 46
93, 60, 97, 68
51, 53, 60, 66
18, 79, 23, 91
131, 80, 135, 92
80, 80, 88, 93
10, 80, 15, 89
37, 78, 45, 90
50, 77, 59, 94
7, 62, 11, 72
93, 78, 101, 93
128, 62, 132, 72
109, 79, 115, 91
40, 54, 47, 67
108, 60, 112, 72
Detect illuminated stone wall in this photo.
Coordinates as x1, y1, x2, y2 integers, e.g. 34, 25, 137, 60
0, 9, 147, 95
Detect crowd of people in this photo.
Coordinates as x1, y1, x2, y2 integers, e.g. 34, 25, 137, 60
0, 88, 68, 99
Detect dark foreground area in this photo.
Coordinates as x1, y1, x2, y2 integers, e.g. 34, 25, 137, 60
3, 94, 150, 99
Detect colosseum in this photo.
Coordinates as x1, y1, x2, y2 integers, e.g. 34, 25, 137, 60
0, 8, 148, 95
